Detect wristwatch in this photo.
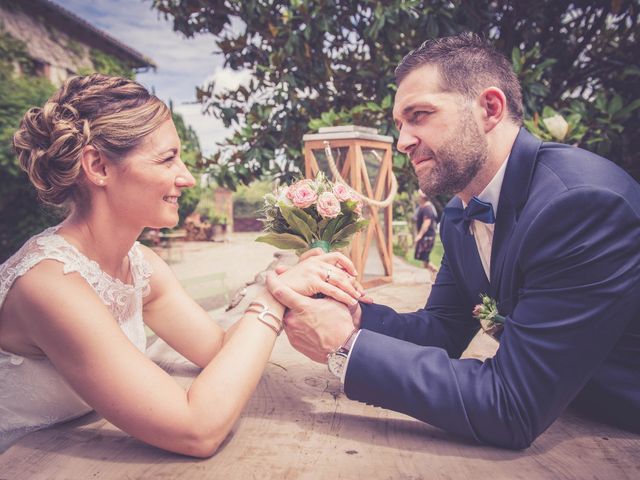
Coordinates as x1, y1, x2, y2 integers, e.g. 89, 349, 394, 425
327, 328, 359, 379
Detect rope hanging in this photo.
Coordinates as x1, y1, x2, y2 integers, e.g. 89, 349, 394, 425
323, 141, 398, 208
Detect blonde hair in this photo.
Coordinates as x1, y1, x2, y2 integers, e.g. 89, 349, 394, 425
13, 74, 171, 207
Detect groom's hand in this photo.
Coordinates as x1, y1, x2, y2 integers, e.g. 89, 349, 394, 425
266, 271, 355, 363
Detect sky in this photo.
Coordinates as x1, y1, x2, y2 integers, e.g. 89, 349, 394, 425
55, 0, 248, 155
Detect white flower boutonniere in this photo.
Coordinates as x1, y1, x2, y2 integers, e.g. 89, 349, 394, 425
472, 294, 506, 339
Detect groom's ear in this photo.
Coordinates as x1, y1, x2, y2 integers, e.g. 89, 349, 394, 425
80, 145, 109, 186
477, 87, 507, 133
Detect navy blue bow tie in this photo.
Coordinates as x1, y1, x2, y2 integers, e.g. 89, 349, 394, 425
464, 196, 496, 225
447, 196, 495, 234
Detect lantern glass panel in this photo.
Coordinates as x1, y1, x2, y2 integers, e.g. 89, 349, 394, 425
311, 146, 348, 179
362, 148, 385, 190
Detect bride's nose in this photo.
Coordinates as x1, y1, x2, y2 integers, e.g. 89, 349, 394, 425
176, 160, 196, 188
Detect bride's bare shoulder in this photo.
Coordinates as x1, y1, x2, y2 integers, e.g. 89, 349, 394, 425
9, 258, 97, 305
0, 259, 105, 356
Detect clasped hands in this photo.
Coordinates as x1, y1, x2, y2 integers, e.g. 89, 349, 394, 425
265, 248, 372, 363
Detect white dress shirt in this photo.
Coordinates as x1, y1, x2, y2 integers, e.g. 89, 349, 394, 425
340, 155, 511, 384
466, 154, 510, 281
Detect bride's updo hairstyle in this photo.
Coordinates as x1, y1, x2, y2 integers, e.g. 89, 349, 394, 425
13, 74, 171, 207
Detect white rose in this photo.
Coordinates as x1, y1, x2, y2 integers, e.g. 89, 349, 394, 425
543, 114, 569, 141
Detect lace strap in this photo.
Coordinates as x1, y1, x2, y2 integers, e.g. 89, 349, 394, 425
0, 230, 154, 309
0, 227, 61, 308
128, 242, 153, 297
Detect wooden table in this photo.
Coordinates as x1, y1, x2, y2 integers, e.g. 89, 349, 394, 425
1, 299, 638, 479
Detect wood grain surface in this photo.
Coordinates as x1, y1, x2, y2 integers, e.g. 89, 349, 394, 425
1, 283, 638, 479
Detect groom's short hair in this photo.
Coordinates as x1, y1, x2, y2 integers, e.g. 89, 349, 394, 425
395, 32, 524, 124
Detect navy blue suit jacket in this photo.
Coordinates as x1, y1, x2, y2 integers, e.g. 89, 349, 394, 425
347, 129, 640, 448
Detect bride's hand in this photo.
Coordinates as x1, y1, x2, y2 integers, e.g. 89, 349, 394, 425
272, 249, 372, 307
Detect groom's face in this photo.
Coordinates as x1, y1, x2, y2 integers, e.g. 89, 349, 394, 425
393, 64, 488, 197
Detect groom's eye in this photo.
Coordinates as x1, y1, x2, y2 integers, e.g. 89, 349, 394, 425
412, 111, 430, 122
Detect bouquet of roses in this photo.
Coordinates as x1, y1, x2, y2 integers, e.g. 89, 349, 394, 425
256, 173, 368, 253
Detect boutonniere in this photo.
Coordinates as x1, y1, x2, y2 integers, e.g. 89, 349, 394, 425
472, 294, 506, 339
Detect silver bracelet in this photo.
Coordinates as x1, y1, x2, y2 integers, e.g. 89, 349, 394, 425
245, 301, 284, 336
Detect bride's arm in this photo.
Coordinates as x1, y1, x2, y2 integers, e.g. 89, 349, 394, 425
14, 259, 284, 457
140, 245, 227, 367
140, 245, 367, 367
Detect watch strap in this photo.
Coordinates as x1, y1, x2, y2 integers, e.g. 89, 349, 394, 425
340, 327, 359, 354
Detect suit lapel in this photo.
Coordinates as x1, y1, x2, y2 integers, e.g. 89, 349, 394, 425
489, 128, 542, 296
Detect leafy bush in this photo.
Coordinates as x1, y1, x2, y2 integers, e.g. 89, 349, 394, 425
171, 107, 204, 225
232, 180, 273, 218
0, 29, 58, 261
196, 204, 227, 225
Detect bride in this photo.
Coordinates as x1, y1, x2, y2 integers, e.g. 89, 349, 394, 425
0, 74, 364, 456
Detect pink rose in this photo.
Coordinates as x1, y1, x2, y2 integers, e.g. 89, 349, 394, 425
291, 183, 318, 208
332, 183, 353, 202
343, 190, 363, 217
287, 179, 315, 200
317, 192, 341, 218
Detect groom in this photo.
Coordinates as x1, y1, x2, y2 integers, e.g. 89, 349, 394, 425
268, 32, 640, 448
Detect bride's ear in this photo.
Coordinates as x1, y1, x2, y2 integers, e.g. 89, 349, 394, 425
80, 145, 108, 187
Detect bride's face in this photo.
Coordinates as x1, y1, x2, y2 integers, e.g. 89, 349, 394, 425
107, 118, 196, 229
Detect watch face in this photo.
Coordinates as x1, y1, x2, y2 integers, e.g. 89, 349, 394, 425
328, 352, 347, 377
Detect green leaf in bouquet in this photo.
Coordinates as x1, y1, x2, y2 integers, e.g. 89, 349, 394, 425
331, 214, 359, 238
320, 216, 343, 242
320, 215, 349, 243
263, 193, 277, 205
291, 206, 318, 233
279, 203, 316, 242
331, 219, 369, 245
335, 213, 352, 231
317, 217, 331, 233
317, 217, 333, 240
256, 232, 308, 250
331, 239, 350, 249
342, 199, 359, 213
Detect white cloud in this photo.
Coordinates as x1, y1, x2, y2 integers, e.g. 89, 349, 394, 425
172, 103, 229, 156
203, 68, 253, 94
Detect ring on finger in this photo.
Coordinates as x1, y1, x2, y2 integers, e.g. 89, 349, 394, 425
325, 269, 332, 282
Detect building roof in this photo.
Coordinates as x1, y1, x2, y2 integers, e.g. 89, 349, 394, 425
31, 0, 156, 70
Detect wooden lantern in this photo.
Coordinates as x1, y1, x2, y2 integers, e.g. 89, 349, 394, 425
303, 126, 396, 288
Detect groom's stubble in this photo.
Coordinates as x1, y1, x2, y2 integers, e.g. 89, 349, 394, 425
415, 107, 489, 197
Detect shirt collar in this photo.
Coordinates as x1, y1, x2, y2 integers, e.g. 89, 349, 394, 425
463, 154, 510, 217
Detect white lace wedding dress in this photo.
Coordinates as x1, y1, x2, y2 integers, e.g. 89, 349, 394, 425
0, 225, 152, 451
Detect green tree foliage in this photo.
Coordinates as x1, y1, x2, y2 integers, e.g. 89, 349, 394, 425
86, 49, 135, 79
170, 103, 204, 225
232, 179, 273, 218
0, 28, 58, 262
153, 0, 639, 191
